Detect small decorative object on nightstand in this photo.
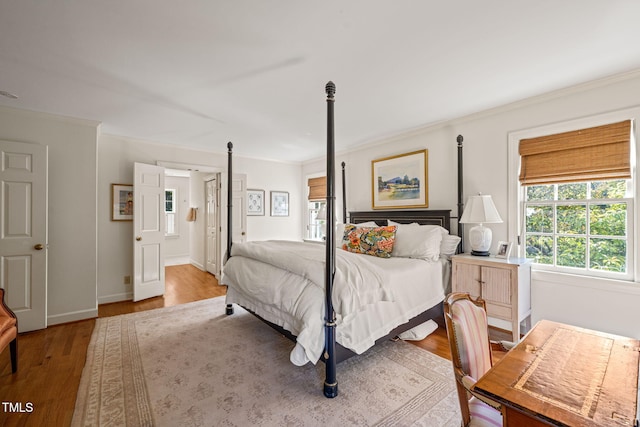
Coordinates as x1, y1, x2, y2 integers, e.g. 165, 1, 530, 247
495, 240, 512, 259
451, 254, 532, 342
459, 194, 503, 256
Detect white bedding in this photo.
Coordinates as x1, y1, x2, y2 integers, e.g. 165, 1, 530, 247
221, 240, 448, 365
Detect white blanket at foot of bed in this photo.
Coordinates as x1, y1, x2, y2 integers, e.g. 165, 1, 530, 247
222, 240, 447, 365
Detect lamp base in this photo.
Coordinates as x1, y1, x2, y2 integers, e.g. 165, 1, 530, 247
470, 250, 490, 257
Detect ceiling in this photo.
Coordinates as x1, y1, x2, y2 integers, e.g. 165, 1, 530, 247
2, 1, 640, 163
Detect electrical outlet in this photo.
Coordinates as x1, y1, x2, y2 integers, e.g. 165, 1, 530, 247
124, 275, 131, 285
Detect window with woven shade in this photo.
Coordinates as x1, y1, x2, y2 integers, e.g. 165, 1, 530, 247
519, 120, 631, 185
307, 176, 327, 240
519, 119, 634, 280
308, 176, 327, 201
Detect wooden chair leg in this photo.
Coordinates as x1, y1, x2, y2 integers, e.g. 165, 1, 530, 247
9, 338, 17, 373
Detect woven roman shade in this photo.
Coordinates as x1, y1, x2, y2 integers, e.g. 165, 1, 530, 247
519, 120, 632, 185
308, 176, 327, 201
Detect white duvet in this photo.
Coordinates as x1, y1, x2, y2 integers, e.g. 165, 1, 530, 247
221, 240, 447, 365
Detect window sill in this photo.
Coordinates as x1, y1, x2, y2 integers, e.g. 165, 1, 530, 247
532, 269, 640, 295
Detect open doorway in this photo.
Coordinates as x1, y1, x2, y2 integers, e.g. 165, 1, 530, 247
157, 161, 246, 280
164, 168, 192, 267
157, 162, 223, 279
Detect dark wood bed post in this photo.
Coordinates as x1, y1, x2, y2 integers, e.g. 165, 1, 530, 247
225, 141, 234, 316
324, 81, 338, 398
341, 161, 347, 224
457, 135, 464, 253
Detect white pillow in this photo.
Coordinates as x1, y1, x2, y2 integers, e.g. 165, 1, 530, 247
336, 221, 381, 248
390, 222, 442, 261
389, 220, 459, 257
441, 234, 462, 256
397, 319, 438, 341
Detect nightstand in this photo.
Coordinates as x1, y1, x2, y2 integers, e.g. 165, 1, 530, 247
451, 254, 532, 342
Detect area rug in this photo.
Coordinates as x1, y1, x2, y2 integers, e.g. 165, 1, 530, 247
72, 296, 461, 426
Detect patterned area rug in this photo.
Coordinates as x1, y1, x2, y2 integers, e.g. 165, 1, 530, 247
72, 296, 460, 426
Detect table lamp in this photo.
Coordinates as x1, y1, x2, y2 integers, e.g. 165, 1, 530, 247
459, 194, 503, 256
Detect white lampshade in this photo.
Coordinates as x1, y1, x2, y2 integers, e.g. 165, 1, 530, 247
459, 194, 503, 256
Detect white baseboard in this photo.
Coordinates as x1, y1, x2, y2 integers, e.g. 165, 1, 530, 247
48, 307, 98, 326
98, 292, 133, 305
190, 260, 205, 270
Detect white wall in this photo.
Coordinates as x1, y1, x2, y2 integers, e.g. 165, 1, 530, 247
0, 106, 99, 326
97, 134, 302, 304
5, 70, 640, 335
304, 70, 640, 339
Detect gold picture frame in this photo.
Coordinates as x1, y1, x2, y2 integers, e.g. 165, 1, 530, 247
371, 149, 428, 209
111, 184, 133, 221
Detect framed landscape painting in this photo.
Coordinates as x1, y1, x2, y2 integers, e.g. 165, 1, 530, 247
371, 149, 428, 209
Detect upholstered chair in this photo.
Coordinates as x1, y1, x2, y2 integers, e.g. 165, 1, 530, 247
0, 288, 18, 373
444, 292, 502, 427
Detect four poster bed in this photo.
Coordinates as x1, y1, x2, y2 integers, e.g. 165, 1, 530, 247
221, 82, 465, 398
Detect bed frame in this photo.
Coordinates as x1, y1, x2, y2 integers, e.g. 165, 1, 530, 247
225, 82, 465, 398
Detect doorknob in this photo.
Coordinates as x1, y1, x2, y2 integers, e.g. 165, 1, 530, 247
241, 232, 246, 236
34, 244, 44, 250
136, 236, 142, 241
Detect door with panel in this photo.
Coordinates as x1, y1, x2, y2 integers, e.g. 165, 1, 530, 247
133, 162, 166, 302
205, 176, 218, 276
0, 140, 47, 331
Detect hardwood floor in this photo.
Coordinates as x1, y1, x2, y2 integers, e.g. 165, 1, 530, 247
0, 264, 225, 427
0, 264, 503, 426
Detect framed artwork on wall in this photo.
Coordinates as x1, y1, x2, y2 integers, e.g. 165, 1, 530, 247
371, 149, 428, 209
247, 189, 265, 216
270, 191, 289, 216
111, 184, 133, 221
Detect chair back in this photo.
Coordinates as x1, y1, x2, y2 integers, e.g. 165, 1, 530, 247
0, 288, 18, 373
446, 293, 493, 380
444, 292, 499, 426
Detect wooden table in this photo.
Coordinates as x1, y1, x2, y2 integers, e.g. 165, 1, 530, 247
473, 319, 639, 426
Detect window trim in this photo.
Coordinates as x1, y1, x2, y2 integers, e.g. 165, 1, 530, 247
508, 107, 639, 282
523, 190, 633, 280
165, 188, 178, 237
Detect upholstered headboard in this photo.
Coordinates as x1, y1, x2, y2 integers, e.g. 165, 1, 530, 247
349, 210, 451, 232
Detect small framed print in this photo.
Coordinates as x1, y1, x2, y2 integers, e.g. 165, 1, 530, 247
247, 189, 265, 216
495, 241, 512, 259
111, 184, 133, 221
270, 191, 289, 216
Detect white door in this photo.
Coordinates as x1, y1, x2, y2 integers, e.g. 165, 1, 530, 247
220, 173, 247, 269
205, 177, 218, 276
133, 162, 165, 302
0, 140, 47, 332
231, 174, 247, 244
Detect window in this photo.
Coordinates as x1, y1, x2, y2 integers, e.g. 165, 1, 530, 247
308, 201, 326, 240
513, 117, 635, 281
165, 188, 177, 236
307, 176, 326, 240
524, 179, 632, 278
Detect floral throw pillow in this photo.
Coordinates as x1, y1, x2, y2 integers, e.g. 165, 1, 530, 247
342, 225, 397, 258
